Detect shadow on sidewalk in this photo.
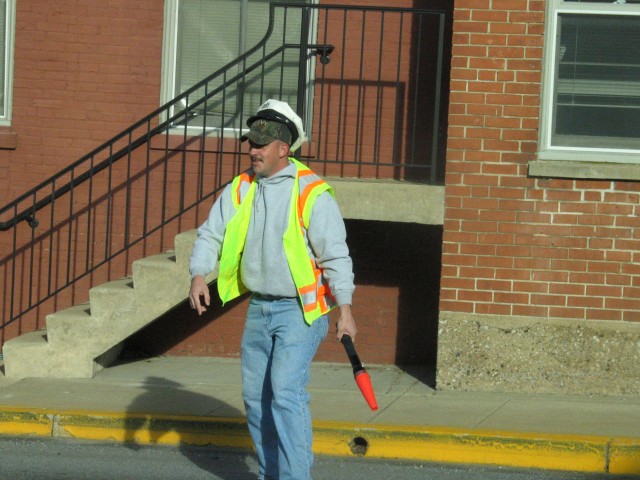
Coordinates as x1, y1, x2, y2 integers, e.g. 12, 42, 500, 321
124, 376, 256, 480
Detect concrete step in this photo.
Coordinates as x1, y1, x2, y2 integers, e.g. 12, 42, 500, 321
3, 331, 58, 378
2, 330, 49, 377
174, 229, 218, 285
174, 229, 197, 267
2, 180, 442, 378
88, 277, 135, 320
1, 230, 208, 379
45, 303, 94, 348
2, 330, 122, 378
46, 301, 125, 358
131, 252, 191, 315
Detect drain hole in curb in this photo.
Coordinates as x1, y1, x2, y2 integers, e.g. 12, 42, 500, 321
348, 436, 369, 456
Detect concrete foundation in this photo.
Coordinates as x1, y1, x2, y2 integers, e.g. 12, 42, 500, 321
436, 312, 640, 396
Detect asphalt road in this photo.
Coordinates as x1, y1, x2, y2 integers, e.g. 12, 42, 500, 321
0, 436, 636, 480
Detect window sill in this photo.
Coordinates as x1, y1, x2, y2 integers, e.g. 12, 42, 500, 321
0, 130, 17, 150
528, 159, 640, 181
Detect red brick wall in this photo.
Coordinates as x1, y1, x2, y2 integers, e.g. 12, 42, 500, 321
2, 1, 447, 366
440, 0, 640, 323
0, 0, 166, 343
125, 221, 443, 366
1, 0, 164, 207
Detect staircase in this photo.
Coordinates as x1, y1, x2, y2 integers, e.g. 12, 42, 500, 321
2, 230, 215, 378
2, 180, 443, 378
1, 4, 450, 379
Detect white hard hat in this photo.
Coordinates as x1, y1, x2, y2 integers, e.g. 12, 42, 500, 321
246, 99, 308, 151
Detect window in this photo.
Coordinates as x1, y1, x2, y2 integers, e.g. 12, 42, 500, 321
539, 0, 640, 162
161, 0, 314, 131
1, 0, 16, 125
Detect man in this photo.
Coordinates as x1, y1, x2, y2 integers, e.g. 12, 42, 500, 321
188, 99, 357, 480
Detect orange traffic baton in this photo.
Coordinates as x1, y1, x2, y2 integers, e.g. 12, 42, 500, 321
340, 334, 378, 411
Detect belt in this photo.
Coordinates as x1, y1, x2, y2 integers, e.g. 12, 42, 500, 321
252, 293, 297, 301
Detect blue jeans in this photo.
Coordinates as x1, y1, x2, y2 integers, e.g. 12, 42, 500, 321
241, 295, 329, 480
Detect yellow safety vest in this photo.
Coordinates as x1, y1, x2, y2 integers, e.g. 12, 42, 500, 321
217, 158, 337, 324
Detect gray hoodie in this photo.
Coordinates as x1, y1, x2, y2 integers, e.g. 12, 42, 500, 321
190, 161, 355, 306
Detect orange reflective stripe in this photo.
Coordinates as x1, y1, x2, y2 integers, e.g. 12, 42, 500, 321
222, 162, 338, 324
299, 282, 316, 295
283, 158, 337, 323
298, 179, 326, 220
234, 172, 255, 206
318, 295, 329, 312
298, 261, 333, 314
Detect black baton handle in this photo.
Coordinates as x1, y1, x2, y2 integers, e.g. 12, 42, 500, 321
340, 334, 364, 374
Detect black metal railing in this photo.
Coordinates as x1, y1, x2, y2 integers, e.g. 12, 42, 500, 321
0, 3, 451, 337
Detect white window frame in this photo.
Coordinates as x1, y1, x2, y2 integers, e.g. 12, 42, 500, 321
160, 0, 318, 137
0, 0, 16, 126
539, 0, 640, 164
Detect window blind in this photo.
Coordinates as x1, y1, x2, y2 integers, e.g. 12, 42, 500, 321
553, 13, 640, 147
175, 0, 306, 125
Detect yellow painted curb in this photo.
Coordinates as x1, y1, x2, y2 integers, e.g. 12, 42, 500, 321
55, 411, 254, 450
312, 421, 612, 473
0, 407, 52, 437
609, 438, 640, 475
1, 407, 638, 475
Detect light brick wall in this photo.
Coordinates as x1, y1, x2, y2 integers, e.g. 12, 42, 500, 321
441, 0, 640, 323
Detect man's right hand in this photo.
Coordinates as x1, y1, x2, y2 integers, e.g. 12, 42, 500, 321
188, 275, 210, 315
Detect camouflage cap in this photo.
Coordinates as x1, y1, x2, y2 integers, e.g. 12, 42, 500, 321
240, 118, 292, 146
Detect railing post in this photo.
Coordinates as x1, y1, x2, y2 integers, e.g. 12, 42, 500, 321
295, 6, 311, 158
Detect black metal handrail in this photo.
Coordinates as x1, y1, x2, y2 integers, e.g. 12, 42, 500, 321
0, 6, 313, 232
0, 3, 450, 334
0, 44, 332, 232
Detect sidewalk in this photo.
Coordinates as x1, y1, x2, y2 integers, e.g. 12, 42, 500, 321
0, 356, 638, 475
